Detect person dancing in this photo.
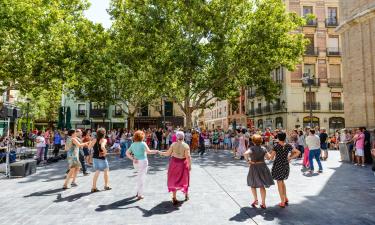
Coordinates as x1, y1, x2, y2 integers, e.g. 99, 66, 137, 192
126, 130, 158, 200
244, 134, 274, 209
269, 132, 299, 208
159, 131, 192, 205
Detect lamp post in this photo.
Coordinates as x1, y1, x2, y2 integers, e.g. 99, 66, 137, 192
302, 73, 314, 127
25, 98, 31, 147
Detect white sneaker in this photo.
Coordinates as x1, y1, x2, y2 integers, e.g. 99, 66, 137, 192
354, 163, 358, 166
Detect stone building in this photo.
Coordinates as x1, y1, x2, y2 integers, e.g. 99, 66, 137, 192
247, 0, 345, 133
337, 0, 375, 128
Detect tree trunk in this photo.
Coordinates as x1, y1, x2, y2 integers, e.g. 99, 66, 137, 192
129, 114, 135, 130
185, 111, 193, 129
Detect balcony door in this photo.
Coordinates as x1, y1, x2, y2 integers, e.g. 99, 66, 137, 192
303, 6, 313, 16
305, 35, 315, 54
306, 92, 316, 103
327, 7, 338, 24
164, 101, 173, 117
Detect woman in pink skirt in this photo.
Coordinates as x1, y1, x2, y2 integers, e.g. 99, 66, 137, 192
159, 131, 191, 205
303, 127, 310, 168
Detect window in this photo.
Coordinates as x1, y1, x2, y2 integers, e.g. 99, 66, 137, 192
305, 35, 316, 55
303, 6, 313, 16
327, 7, 338, 24
274, 67, 284, 83
258, 119, 263, 129
78, 104, 86, 116
329, 64, 341, 79
275, 117, 283, 129
304, 64, 315, 77
114, 105, 122, 116
164, 101, 173, 117
327, 36, 339, 55
306, 92, 316, 103
91, 102, 103, 110
140, 104, 148, 117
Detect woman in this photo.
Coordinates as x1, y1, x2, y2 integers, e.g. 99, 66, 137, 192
303, 128, 310, 168
35, 131, 46, 164
126, 130, 158, 200
244, 134, 274, 209
269, 132, 299, 208
90, 128, 111, 192
63, 129, 89, 189
82, 131, 91, 165
191, 131, 199, 152
159, 131, 192, 205
212, 129, 219, 152
224, 131, 230, 150
236, 129, 248, 160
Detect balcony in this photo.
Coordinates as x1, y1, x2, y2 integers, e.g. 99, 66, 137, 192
302, 78, 320, 87
304, 18, 317, 27
112, 110, 123, 118
90, 108, 108, 118
263, 105, 271, 113
303, 102, 321, 111
273, 103, 282, 112
325, 18, 339, 27
330, 102, 344, 111
76, 110, 87, 117
304, 47, 319, 56
256, 108, 263, 115
328, 78, 343, 88
248, 109, 255, 116
327, 47, 341, 56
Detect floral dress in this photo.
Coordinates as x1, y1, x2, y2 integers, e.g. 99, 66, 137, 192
66, 137, 81, 168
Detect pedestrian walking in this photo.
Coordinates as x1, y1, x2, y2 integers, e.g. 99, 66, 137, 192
269, 132, 299, 208
126, 130, 158, 200
306, 129, 323, 173
244, 134, 274, 209
63, 129, 89, 189
159, 131, 191, 205
90, 128, 112, 192
319, 128, 329, 161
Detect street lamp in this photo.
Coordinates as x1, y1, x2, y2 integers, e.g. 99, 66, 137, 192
302, 72, 314, 127
25, 98, 31, 147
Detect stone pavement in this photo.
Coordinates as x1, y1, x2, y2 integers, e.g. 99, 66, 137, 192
1, 150, 375, 225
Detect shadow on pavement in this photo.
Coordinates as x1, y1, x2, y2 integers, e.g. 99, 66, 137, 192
136, 201, 183, 217
95, 196, 139, 212
24, 188, 63, 197
230, 162, 375, 225
54, 192, 92, 203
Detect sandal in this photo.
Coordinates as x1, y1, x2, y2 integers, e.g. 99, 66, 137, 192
62, 186, 69, 190
91, 188, 100, 193
185, 194, 189, 201
71, 182, 78, 187
172, 197, 179, 205
260, 204, 267, 209
285, 198, 289, 205
251, 200, 258, 208
104, 186, 112, 191
137, 195, 144, 200
279, 202, 286, 208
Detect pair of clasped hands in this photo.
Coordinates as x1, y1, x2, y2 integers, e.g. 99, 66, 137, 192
132, 150, 166, 164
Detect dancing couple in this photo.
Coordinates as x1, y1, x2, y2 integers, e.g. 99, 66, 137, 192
126, 130, 191, 204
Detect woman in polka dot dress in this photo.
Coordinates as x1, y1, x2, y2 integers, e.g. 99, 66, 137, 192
269, 132, 300, 208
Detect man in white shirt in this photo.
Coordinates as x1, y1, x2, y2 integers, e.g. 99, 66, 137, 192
305, 129, 323, 173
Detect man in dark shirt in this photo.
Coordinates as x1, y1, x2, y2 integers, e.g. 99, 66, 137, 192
361, 127, 373, 164
155, 128, 163, 150
319, 128, 329, 161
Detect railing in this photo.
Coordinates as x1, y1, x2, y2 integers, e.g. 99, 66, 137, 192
330, 102, 344, 111
90, 108, 108, 118
256, 108, 263, 115
273, 104, 282, 112
304, 18, 317, 27
303, 102, 321, 111
248, 92, 256, 98
112, 111, 123, 118
76, 110, 87, 117
302, 78, 320, 87
325, 18, 339, 27
304, 47, 319, 56
327, 78, 343, 88
327, 47, 341, 56
263, 105, 271, 113
248, 109, 255, 116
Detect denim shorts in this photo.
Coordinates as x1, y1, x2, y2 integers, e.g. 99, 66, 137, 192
83, 148, 90, 156
93, 158, 109, 171
321, 143, 328, 150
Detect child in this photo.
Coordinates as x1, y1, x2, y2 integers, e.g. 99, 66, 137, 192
244, 134, 274, 209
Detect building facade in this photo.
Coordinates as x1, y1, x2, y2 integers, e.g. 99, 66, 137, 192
247, 0, 345, 133
337, 0, 375, 129
202, 100, 230, 130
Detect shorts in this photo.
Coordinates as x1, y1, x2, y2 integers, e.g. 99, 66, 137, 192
93, 158, 109, 171
321, 143, 328, 150
83, 148, 90, 156
355, 148, 364, 157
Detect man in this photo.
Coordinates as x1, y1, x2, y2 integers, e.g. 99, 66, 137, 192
306, 129, 323, 174
362, 127, 373, 164
185, 129, 192, 147
198, 130, 206, 156
76, 129, 89, 176
155, 128, 163, 150
319, 128, 329, 161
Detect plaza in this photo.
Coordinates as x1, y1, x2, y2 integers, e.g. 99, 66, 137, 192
1, 151, 374, 225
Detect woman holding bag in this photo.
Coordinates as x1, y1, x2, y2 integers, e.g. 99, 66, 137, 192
159, 131, 192, 205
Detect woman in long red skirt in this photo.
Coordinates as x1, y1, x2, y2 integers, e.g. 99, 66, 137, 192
159, 131, 192, 205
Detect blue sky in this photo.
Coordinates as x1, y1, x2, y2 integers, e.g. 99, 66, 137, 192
84, 0, 112, 29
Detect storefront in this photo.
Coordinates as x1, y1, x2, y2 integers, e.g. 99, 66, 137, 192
329, 117, 345, 134
303, 116, 320, 128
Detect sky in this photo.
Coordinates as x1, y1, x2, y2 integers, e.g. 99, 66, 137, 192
84, 0, 112, 29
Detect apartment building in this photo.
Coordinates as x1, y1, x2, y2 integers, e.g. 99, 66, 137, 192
247, 0, 345, 133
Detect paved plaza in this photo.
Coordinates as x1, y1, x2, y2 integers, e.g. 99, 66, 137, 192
1, 150, 375, 225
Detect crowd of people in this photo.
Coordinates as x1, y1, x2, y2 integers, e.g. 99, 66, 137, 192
1, 125, 375, 207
